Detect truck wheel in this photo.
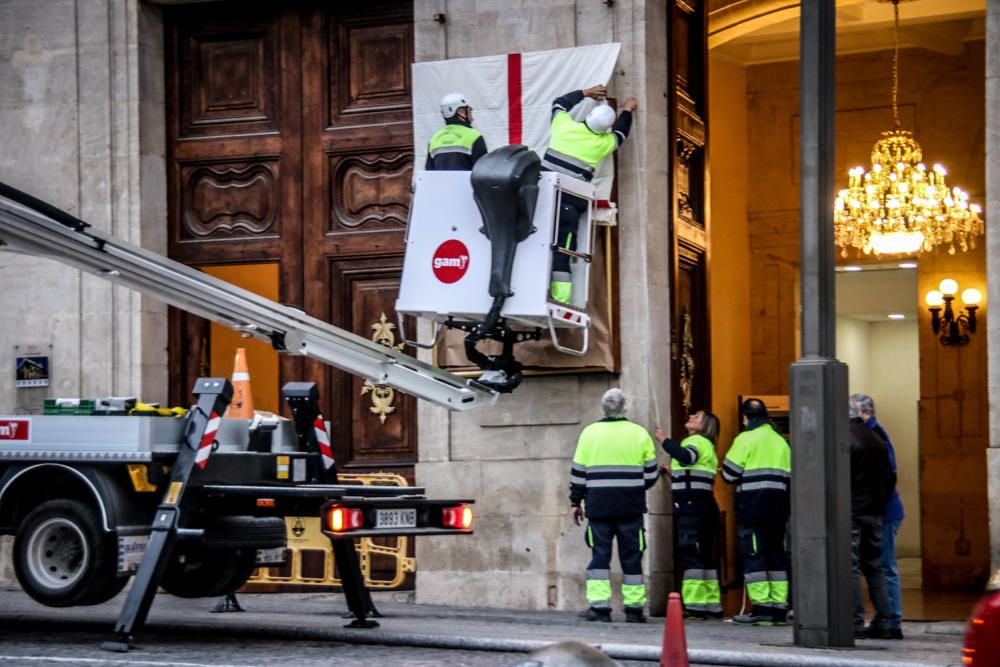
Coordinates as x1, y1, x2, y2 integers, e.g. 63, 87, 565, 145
14, 499, 121, 607
160, 543, 257, 598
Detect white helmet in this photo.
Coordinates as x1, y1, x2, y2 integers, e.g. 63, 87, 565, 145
440, 92, 469, 119
584, 104, 616, 134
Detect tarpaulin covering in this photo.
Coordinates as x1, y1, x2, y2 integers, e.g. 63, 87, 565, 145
412, 43, 622, 200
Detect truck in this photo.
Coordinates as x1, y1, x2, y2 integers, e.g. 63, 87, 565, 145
0, 145, 597, 650
0, 179, 498, 651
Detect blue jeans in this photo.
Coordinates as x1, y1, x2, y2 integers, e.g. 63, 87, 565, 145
881, 518, 902, 630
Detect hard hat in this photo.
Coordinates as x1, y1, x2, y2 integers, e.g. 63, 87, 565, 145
584, 104, 616, 134
440, 92, 469, 119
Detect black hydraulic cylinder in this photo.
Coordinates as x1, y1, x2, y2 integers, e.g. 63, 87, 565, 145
470, 145, 540, 300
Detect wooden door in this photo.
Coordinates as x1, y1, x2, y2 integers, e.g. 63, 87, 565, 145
668, 0, 711, 432
300, 3, 416, 475
165, 2, 416, 476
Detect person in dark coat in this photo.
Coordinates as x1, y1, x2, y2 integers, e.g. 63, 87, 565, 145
848, 395, 897, 639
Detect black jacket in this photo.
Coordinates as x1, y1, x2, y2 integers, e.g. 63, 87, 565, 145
849, 418, 896, 517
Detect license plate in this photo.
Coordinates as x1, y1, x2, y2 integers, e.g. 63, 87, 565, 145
255, 547, 288, 566
376, 508, 416, 529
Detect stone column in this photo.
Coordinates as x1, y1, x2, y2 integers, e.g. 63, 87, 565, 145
789, 0, 854, 647
0, 0, 168, 581
986, 0, 1000, 575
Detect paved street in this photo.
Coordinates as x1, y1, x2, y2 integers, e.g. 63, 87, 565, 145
0, 587, 969, 667
0, 630, 534, 667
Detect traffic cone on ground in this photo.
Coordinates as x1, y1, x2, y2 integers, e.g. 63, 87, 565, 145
660, 592, 689, 667
227, 347, 255, 419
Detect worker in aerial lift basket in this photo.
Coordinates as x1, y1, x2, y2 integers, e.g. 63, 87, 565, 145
541, 84, 636, 304
425, 93, 488, 171
570, 388, 659, 623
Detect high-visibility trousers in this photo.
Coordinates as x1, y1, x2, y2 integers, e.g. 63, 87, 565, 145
738, 518, 789, 619
585, 514, 647, 610
678, 507, 722, 616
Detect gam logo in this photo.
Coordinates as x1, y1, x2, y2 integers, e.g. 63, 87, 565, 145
432, 239, 470, 284
0, 419, 30, 442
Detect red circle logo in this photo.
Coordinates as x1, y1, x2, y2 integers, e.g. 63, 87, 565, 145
432, 239, 470, 284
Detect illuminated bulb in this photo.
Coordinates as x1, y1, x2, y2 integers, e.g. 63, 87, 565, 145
961, 288, 981, 306
898, 262, 917, 269
939, 278, 958, 295
925, 290, 944, 307
843, 265, 863, 272
870, 231, 924, 255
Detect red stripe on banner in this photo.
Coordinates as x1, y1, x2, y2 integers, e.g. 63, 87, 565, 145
596, 200, 612, 208
507, 52, 523, 145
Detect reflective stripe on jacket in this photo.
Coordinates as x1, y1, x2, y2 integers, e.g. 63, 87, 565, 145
570, 418, 658, 519
670, 434, 718, 515
542, 111, 617, 182
722, 422, 791, 522
426, 123, 486, 171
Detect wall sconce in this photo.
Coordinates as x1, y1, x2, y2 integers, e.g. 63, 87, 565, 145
924, 278, 981, 346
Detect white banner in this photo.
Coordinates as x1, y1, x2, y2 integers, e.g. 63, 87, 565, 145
412, 43, 622, 200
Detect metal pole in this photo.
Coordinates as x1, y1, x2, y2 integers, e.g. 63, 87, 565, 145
790, 0, 854, 647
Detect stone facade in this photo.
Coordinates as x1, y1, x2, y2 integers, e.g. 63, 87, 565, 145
413, 0, 676, 612
0, 0, 168, 414
0, 0, 167, 582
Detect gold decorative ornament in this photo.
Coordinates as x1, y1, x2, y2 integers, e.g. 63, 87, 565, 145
360, 313, 404, 423
833, 0, 983, 257
678, 310, 695, 411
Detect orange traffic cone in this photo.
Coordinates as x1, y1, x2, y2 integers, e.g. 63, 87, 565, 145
227, 347, 255, 419
660, 592, 689, 667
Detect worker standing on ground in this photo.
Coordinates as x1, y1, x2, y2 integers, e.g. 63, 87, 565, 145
722, 398, 792, 625
541, 84, 636, 304
848, 394, 896, 639
425, 93, 488, 171
852, 392, 905, 639
655, 410, 723, 619
570, 388, 659, 623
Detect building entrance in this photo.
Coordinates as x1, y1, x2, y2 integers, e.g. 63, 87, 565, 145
163, 1, 418, 479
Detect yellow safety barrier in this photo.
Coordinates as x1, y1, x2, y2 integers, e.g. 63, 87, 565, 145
246, 472, 415, 590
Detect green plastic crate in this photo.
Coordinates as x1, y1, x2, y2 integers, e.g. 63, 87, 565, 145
43, 399, 96, 416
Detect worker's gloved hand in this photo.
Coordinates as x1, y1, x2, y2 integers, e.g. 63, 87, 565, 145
583, 85, 607, 100
623, 97, 638, 112
571, 505, 584, 526
653, 425, 666, 442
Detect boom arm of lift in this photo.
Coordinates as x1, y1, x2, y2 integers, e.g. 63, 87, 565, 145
0, 182, 498, 411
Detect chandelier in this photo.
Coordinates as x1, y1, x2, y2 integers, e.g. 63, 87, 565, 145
833, 0, 983, 257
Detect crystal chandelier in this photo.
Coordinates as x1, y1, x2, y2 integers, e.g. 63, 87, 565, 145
833, 0, 984, 257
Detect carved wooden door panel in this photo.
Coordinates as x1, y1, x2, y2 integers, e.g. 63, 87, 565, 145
668, 0, 711, 434
300, 3, 416, 474
165, 4, 304, 405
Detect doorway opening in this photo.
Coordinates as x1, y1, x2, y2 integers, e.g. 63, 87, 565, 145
836, 262, 921, 589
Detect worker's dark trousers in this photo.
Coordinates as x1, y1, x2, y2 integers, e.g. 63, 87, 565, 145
851, 514, 892, 631
586, 515, 646, 611
677, 506, 722, 616
738, 518, 789, 619
552, 193, 588, 275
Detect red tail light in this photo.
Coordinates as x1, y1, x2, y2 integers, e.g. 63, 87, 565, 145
962, 584, 1000, 666
327, 506, 364, 533
441, 504, 473, 530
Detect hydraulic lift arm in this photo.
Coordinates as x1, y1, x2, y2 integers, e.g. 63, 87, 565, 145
0, 182, 497, 411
